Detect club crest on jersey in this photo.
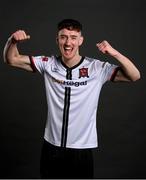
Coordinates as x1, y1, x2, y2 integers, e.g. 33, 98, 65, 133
79, 67, 89, 78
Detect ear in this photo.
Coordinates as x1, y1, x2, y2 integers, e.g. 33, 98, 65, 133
56, 37, 58, 44
79, 36, 84, 46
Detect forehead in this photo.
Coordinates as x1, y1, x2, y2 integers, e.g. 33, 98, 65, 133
58, 28, 81, 36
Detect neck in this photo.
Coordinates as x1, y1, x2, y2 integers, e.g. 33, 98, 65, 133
62, 55, 82, 68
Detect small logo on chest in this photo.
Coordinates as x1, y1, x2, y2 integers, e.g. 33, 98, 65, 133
79, 67, 89, 78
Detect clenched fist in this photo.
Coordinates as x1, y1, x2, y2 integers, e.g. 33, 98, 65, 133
96, 40, 119, 57
10, 30, 30, 43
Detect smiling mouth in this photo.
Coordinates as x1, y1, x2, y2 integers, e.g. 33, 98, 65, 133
63, 46, 73, 54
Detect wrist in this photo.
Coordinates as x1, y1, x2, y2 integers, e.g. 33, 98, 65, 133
112, 50, 121, 58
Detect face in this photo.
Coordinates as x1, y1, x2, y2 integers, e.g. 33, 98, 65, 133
57, 28, 83, 61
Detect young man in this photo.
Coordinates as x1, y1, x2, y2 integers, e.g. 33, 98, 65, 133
3, 19, 140, 178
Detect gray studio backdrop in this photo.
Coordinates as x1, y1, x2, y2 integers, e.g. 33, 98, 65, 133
0, 0, 145, 178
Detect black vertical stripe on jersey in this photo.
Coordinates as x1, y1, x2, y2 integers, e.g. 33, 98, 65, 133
61, 69, 72, 147
61, 87, 71, 147
67, 69, 72, 80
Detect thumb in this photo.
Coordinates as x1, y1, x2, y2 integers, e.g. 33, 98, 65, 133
27, 35, 30, 39
96, 43, 100, 48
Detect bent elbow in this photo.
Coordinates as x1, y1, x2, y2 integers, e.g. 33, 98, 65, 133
131, 72, 141, 82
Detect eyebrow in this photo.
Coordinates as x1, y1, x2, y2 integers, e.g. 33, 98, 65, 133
71, 35, 78, 37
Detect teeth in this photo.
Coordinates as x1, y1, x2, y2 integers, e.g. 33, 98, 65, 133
64, 47, 72, 50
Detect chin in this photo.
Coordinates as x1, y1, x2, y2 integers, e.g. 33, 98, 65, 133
63, 54, 74, 60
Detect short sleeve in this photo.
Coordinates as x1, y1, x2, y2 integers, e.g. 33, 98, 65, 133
29, 56, 50, 74
100, 62, 119, 84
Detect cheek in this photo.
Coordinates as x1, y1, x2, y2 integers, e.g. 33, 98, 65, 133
58, 39, 64, 45
58, 41, 64, 49
75, 41, 81, 48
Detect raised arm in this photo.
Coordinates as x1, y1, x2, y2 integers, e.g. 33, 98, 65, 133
3, 30, 34, 72
96, 40, 141, 82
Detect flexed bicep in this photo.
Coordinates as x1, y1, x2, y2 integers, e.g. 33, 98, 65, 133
3, 30, 34, 72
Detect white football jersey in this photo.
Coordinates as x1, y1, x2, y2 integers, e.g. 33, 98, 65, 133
30, 55, 118, 149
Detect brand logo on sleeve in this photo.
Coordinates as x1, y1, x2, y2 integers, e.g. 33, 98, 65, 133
41, 56, 49, 61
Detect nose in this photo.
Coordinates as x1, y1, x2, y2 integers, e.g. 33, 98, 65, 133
65, 37, 71, 45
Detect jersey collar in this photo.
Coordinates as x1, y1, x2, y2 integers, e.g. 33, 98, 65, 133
57, 56, 85, 70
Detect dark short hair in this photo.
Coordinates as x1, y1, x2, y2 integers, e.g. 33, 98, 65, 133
57, 19, 82, 32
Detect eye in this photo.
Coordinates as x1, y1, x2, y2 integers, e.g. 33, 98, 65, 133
61, 36, 65, 40
71, 36, 77, 40
60, 35, 67, 40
